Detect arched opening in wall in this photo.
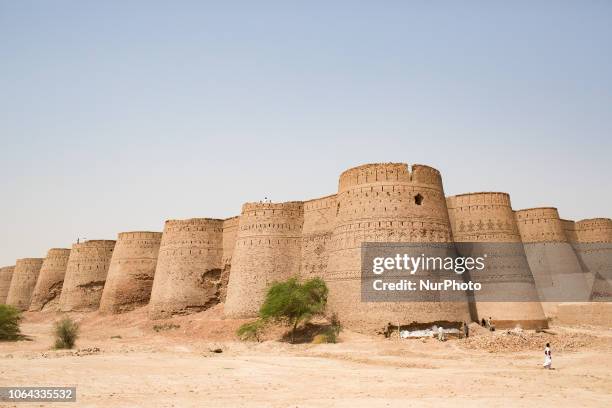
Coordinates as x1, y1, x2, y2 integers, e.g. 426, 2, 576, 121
414, 194, 424, 205
336, 203, 340, 216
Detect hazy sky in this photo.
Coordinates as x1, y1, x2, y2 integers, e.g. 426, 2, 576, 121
1, 1, 611, 265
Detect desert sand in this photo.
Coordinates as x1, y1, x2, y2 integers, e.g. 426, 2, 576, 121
1, 305, 611, 408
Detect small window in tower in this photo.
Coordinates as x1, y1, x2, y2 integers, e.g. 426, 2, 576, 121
414, 194, 424, 205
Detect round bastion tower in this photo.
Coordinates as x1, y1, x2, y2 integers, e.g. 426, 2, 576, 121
148, 218, 224, 319
59, 240, 116, 312
224, 202, 304, 318
0, 265, 15, 304
29, 248, 71, 311
446, 193, 547, 329
326, 163, 471, 332
99, 231, 162, 314
514, 208, 590, 318
5, 258, 44, 311
575, 218, 612, 301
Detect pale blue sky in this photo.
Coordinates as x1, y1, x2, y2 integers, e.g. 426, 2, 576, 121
1, 1, 611, 265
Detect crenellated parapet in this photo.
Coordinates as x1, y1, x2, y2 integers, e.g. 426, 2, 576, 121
576, 218, 612, 243
446, 192, 520, 242
514, 207, 567, 243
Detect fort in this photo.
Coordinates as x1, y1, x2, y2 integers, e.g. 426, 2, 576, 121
1, 162, 609, 331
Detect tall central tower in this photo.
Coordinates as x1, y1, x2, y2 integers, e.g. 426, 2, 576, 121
326, 163, 471, 331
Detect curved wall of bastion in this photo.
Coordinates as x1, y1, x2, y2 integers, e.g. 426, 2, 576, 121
220, 216, 240, 302
514, 208, 590, 317
59, 240, 116, 312
224, 202, 304, 318
99, 232, 162, 314
148, 219, 224, 319
326, 163, 471, 332
446, 192, 546, 329
301, 194, 336, 280
574, 218, 612, 301
29, 248, 71, 311
5, 258, 44, 311
0, 266, 15, 304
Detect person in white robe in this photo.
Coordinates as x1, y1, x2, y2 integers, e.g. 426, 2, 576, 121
543, 343, 552, 369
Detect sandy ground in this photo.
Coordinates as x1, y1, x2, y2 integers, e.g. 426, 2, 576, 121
1, 305, 611, 408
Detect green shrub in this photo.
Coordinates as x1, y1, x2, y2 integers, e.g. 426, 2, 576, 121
259, 277, 328, 343
152, 323, 180, 332
0, 304, 22, 340
237, 319, 266, 342
53, 316, 79, 349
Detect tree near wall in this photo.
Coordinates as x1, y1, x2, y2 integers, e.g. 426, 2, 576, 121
238, 277, 329, 343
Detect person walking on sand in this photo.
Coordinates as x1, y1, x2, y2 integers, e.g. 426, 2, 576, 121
543, 343, 552, 369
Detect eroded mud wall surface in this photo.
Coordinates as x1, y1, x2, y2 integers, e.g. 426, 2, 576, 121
29, 248, 71, 311
149, 219, 224, 319
99, 232, 162, 314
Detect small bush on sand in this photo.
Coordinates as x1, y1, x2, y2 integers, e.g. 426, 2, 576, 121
312, 315, 343, 344
0, 304, 22, 340
153, 323, 180, 332
54, 316, 79, 349
237, 319, 266, 342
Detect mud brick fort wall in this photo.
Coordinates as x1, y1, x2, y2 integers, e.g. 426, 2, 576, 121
2, 162, 610, 330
